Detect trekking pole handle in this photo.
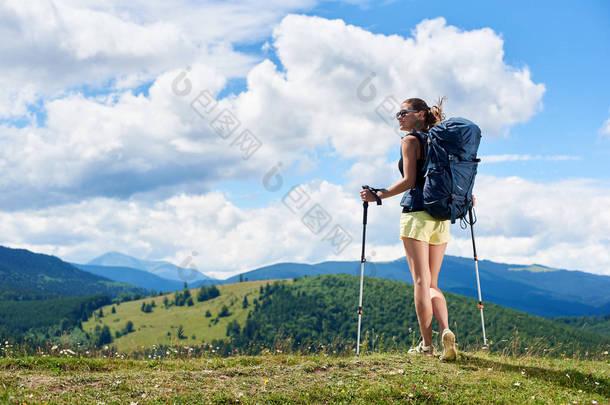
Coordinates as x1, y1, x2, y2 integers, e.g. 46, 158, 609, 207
361, 185, 382, 205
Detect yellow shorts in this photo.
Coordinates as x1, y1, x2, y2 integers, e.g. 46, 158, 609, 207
400, 211, 451, 245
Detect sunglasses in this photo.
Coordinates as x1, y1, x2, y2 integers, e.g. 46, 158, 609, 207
396, 109, 419, 119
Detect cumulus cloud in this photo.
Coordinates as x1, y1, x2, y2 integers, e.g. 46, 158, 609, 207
446, 175, 610, 274
2, 175, 609, 278
1, 7, 570, 276
0, 64, 238, 210
480, 154, 580, 163
599, 113, 610, 138
0, 0, 318, 118
0, 180, 369, 279
1, 13, 545, 209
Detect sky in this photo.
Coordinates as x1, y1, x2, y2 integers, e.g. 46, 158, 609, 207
1, 0, 609, 279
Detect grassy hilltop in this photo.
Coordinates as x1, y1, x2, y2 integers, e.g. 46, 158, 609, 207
2, 275, 609, 404
0, 350, 608, 404
79, 274, 608, 358
81, 279, 289, 353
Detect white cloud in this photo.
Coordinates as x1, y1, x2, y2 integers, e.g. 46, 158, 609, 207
1, 8, 573, 277
480, 154, 580, 163
0, 14, 545, 209
599, 111, 610, 138
0, 0, 319, 118
446, 175, 610, 274
2, 175, 609, 278
0, 181, 368, 279
0, 64, 238, 210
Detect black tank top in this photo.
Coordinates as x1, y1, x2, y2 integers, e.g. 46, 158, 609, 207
398, 134, 426, 213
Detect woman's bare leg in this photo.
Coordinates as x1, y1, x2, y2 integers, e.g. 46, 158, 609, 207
429, 242, 449, 332
402, 237, 433, 347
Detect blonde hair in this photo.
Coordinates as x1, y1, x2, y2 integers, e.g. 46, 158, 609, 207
403, 96, 446, 131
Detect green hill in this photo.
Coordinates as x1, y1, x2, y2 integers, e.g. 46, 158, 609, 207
554, 314, 610, 338
0, 295, 111, 341
232, 275, 609, 357
81, 279, 287, 352
0, 245, 146, 300
80, 275, 608, 358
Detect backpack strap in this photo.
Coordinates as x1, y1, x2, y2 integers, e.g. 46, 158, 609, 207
406, 130, 427, 162
405, 131, 428, 182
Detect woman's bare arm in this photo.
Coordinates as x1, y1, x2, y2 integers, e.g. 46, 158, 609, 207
376, 136, 419, 199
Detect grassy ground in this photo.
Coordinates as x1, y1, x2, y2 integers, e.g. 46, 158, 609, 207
81, 280, 288, 352
0, 350, 607, 404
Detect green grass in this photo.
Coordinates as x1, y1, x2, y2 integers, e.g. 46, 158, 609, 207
0, 350, 607, 404
81, 280, 289, 352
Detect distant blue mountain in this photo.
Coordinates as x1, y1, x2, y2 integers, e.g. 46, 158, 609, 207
87, 251, 217, 284
219, 255, 610, 318
70, 263, 188, 293
0, 245, 146, 300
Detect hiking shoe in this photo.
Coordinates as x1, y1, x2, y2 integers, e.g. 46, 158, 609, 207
408, 341, 434, 356
440, 329, 457, 361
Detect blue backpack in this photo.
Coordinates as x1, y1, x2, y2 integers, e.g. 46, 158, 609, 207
400, 117, 481, 223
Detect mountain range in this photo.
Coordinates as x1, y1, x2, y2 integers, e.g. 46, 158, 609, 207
0, 246, 146, 300
2, 245, 609, 319
85, 251, 216, 283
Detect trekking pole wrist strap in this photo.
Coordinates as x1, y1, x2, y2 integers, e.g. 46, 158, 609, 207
361, 185, 383, 205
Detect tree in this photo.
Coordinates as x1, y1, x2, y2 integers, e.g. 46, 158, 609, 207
242, 296, 249, 309
205, 310, 212, 318
239, 274, 243, 282
226, 320, 240, 337
141, 301, 153, 313
186, 297, 194, 306
96, 325, 112, 347
125, 321, 134, 333
98, 308, 104, 317
197, 285, 220, 302
218, 305, 231, 318
111, 306, 116, 314
177, 325, 185, 339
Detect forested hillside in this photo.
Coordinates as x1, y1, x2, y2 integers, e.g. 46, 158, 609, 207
231, 275, 609, 357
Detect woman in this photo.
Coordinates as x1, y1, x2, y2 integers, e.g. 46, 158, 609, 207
359, 97, 457, 361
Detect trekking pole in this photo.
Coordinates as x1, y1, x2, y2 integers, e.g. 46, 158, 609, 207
356, 185, 381, 356
468, 207, 488, 349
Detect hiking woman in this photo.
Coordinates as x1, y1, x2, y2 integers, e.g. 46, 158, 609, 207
359, 97, 458, 361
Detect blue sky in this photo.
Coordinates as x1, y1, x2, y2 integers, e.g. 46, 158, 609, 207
211, 0, 610, 209
0, 0, 609, 278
